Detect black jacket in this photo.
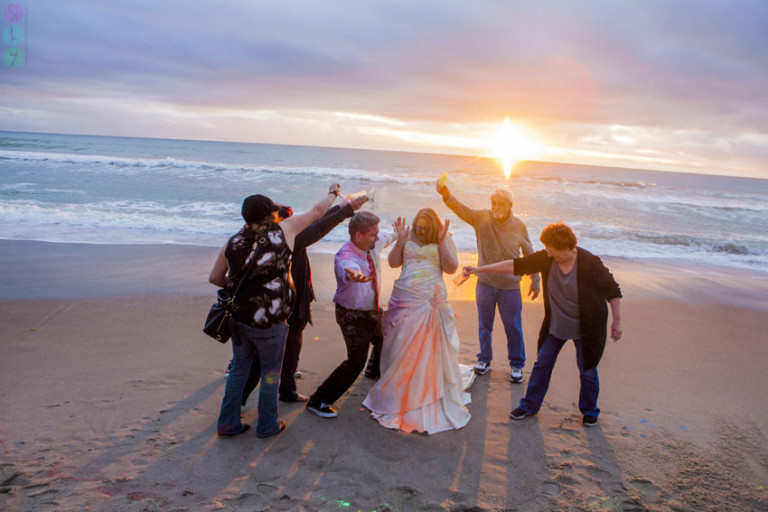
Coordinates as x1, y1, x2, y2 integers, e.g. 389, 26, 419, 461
514, 247, 622, 370
289, 203, 355, 329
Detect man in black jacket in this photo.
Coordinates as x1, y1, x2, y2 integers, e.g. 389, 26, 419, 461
463, 222, 622, 427
242, 195, 368, 405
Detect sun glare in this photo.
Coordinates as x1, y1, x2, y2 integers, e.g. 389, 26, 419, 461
488, 119, 540, 178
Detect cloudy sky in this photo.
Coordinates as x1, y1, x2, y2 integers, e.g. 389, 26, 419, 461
2, 0, 767, 178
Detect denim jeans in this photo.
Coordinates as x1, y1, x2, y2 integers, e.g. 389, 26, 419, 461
242, 320, 305, 404
476, 282, 525, 369
217, 321, 287, 437
519, 334, 600, 417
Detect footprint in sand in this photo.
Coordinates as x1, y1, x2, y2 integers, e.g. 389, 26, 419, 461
255, 482, 279, 494
1, 471, 27, 487
387, 485, 424, 508
629, 478, 660, 501
540, 480, 561, 498
555, 474, 579, 486
27, 487, 59, 498
128, 379, 172, 389
585, 464, 611, 479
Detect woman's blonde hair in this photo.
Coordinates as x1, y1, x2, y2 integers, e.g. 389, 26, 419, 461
412, 208, 442, 244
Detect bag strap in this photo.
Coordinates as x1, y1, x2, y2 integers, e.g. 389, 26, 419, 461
227, 235, 267, 305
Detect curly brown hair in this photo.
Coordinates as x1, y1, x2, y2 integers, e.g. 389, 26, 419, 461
540, 221, 577, 250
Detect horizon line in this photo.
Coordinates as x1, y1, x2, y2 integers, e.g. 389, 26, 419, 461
2, 128, 765, 182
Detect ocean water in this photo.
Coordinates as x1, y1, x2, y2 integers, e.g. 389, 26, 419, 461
2, 130, 767, 273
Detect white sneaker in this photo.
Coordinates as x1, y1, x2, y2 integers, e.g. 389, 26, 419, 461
509, 367, 523, 383
474, 361, 491, 375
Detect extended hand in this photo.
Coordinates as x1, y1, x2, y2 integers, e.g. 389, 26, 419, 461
528, 285, 540, 301
345, 268, 373, 283
328, 183, 341, 195
348, 195, 369, 210
462, 266, 477, 276
393, 216, 410, 242
611, 320, 623, 342
437, 219, 450, 242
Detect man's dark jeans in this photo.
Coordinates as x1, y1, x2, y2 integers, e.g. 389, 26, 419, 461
311, 304, 382, 405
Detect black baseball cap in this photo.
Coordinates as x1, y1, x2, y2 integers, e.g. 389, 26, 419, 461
241, 194, 279, 224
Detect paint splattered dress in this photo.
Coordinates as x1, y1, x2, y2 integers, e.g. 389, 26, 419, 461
363, 238, 474, 434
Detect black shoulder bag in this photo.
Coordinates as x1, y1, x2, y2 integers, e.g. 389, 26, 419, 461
203, 236, 266, 343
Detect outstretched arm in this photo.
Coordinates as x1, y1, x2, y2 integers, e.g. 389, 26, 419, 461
294, 195, 368, 252
437, 220, 458, 273
463, 259, 516, 276
388, 216, 410, 268
279, 184, 341, 250
435, 179, 480, 226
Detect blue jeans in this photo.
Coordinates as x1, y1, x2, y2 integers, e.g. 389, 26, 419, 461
476, 282, 525, 369
519, 334, 600, 417
217, 321, 287, 437
242, 321, 303, 405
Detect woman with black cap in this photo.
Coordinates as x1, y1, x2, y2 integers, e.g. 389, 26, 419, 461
209, 184, 344, 438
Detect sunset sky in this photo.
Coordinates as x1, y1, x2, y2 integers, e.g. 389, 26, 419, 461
2, 0, 767, 178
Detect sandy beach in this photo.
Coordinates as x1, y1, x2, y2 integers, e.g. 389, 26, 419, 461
1, 239, 768, 511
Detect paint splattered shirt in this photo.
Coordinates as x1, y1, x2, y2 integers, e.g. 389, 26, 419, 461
226, 223, 293, 327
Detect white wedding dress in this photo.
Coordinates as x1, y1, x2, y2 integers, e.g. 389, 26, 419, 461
363, 239, 474, 434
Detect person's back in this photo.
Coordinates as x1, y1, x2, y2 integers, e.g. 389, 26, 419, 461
226, 222, 292, 326
211, 185, 342, 439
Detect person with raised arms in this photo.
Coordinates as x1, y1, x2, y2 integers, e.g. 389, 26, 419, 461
463, 221, 622, 427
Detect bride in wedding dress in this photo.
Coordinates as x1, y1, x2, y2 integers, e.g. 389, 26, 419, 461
363, 208, 475, 434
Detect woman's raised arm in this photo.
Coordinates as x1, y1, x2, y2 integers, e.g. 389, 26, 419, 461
279, 183, 341, 251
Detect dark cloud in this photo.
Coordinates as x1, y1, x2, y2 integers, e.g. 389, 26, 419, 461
3, 0, 767, 175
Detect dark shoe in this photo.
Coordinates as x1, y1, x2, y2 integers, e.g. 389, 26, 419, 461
364, 358, 380, 379
510, 408, 530, 420
257, 421, 286, 438
582, 415, 598, 427
280, 393, 309, 403
217, 424, 251, 437
307, 400, 338, 418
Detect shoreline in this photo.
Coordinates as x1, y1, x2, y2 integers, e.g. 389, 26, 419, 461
2, 239, 767, 310
2, 239, 768, 510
